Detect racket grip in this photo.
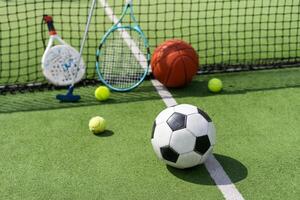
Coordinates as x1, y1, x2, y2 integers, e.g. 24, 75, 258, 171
43, 15, 57, 35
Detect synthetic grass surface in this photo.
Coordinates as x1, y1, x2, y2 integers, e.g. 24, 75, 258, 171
0, 68, 299, 199
170, 68, 300, 200
0, 81, 223, 200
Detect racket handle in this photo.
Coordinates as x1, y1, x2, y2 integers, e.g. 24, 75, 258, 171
43, 15, 57, 35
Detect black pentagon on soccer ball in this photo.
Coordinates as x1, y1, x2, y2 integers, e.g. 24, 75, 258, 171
197, 108, 212, 122
160, 146, 179, 163
194, 135, 211, 155
167, 112, 186, 131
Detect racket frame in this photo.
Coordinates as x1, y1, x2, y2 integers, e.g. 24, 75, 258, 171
96, 1, 150, 92
41, 16, 85, 86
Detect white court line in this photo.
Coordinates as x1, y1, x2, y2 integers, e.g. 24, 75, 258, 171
99, 1, 245, 199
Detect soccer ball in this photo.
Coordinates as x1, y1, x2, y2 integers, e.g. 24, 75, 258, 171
151, 104, 216, 169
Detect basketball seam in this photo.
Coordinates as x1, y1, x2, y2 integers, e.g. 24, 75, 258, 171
173, 45, 198, 86
164, 58, 175, 85
165, 55, 182, 86
182, 55, 198, 84
152, 43, 198, 87
174, 46, 199, 64
165, 54, 199, 87
182, 54, 199, 82
151, 47, 197, 67
179, 53, 199, 66
174, 45, 188, 84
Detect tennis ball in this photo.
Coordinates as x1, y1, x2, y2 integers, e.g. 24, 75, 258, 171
89, 116, 107, 134
95, 86, 110, 101
208, 78, 223, 93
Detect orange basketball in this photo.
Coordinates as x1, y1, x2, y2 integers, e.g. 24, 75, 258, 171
151, 39, 199, 88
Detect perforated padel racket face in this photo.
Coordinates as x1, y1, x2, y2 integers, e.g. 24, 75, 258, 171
97, 27, 149, 91
42, 45, 85, 86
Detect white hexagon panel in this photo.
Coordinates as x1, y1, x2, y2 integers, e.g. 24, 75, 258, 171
186, 113, 209, 137
173, 104, 198, 115
152, 123, 173, 147
176, 151, 202, 169
154, 106, 175, 125
170, 129, 196, 154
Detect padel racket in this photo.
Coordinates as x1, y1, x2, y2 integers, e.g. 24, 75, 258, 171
96, 0, 150, 92
41, 15, 85, 87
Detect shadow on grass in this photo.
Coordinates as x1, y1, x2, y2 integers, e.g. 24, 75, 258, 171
94, 130, 114, 137
0, 83, 160, 113
170, 67, 300, 98
167, 154, 248, 185
1, 68, 300, 113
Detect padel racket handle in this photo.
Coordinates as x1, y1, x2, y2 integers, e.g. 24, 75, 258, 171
43, 15, 57, 35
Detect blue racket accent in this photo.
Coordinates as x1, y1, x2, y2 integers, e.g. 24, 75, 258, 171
96, 1, 150, 92
56, 85, 80, 102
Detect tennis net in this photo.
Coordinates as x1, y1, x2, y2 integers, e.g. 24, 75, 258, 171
0, 0, 300, 89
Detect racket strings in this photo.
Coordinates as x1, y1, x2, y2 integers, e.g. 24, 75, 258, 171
99, 28, 147, 89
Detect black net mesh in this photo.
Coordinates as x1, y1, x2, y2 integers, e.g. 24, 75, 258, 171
0, 0, 300, 88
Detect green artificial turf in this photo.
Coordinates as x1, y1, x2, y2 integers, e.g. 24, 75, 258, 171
0, 68, 299, 199
0, 81, 223, 200
170, 68, 300, 200
1, 0, 300, 197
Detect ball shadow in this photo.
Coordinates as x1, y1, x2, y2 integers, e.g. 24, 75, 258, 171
167, 154, 248, 185
94, 130, 114, 137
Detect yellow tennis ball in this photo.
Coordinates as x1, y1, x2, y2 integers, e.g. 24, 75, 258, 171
208, 78, 223, 93
89, 116, 107, 134
95, 86, 110, 101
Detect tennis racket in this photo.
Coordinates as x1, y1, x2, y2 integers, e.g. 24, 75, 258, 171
41, 15, 85, 87
96, 0, 150, 92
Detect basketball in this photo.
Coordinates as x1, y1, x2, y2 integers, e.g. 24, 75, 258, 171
151, 39, 199, 88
